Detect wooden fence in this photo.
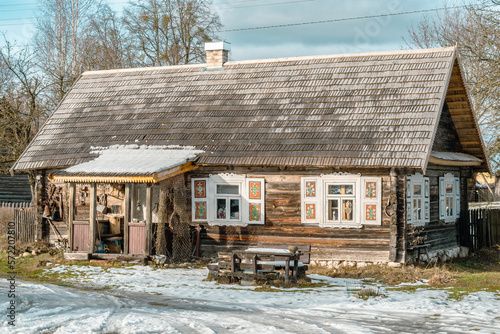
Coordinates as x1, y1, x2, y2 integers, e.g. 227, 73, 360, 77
465, 208, 500, 251
14, 208, 37, 243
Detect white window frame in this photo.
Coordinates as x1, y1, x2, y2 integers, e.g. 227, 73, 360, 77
191, 173, 265, 226
439, 173, 460, 223
301, 173, 382, 228
406, 174, 430, 226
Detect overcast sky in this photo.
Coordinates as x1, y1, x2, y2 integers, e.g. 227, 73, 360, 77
0, 0, 463, 61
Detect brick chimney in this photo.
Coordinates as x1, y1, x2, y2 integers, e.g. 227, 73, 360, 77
205, 41, 231, 68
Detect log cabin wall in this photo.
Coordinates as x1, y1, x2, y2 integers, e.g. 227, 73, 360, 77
411, 164, 473, 259
189, 166, 393, 264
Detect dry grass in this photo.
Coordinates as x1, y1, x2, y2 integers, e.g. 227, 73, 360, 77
309, 264, 453, 286
0, 207, 15, 235
309, 248, 500, 295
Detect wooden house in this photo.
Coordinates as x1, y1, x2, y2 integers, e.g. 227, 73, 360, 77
11, 43, 491, 265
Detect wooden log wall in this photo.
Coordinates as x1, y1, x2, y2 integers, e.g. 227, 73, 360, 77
189, 166, 392, 263
416, 163, 473, 256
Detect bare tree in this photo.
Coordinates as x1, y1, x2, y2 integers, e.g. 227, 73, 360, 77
406, 1, 500, 197
84, 4, 139, 70
34, 0, 102, 105
0, 39, 48, 199
123, 0, 222, 66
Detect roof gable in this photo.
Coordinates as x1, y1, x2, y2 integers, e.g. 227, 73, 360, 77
12, 46, 488, 173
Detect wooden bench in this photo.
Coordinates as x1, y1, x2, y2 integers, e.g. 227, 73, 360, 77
408, 245, 430, 263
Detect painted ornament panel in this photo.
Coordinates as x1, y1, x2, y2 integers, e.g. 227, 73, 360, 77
194, 180, 206, 198
305, 181, 316, 197
305, 203, 316, 220
195, 202, 207, 219
249, 181, 261, 199
249, 203, 261, 221
365, 204, 376, 221
365, 182, 376, 199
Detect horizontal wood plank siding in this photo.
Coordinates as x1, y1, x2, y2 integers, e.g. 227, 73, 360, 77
190, 166, 391, 263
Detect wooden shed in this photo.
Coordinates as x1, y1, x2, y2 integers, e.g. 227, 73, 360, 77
11, 43, 491, 264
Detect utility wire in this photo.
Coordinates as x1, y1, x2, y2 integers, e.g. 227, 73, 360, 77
222, 5, 467, 32
0, 0, 311, 24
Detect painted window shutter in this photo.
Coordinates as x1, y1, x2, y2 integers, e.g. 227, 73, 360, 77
455, 177, 460, 218
360, 177, 381, 225
247, 178, 265, 225
406, 176, 413, 224
301, 178, 320, 224
424, 179, 430, 224
192, 178, 209, 222
439, 177, 445, 219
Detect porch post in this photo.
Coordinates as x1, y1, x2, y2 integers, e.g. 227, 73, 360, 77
88, 183, 97, 254
123, 184, 131, 255
145, 183, 152, 256
68, 183, 75, 252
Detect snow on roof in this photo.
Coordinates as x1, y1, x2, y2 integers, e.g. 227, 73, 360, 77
62, 145, 204, 176
430, 151, 483, 162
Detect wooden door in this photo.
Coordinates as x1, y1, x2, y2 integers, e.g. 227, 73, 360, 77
72, 221, 89, 252
128, 223, 146, 255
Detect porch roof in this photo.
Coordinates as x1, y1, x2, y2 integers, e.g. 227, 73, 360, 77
51, 145, 203, 183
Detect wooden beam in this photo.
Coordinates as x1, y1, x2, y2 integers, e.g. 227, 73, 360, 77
123, 184, 131, 255
145, 183, 152, 256
88, 183, 97, 254
68, 183, 75, 252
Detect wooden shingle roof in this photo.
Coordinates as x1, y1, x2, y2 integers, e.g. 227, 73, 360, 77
12, 46, 490, 173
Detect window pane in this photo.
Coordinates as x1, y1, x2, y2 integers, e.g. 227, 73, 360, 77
216, 184, 239, 195
329, 185, 341, 195
328, 199, 339, 221
344, 185, 353, 195
413, 199, 421, 220
446, 183, 453, 194
230, 199, 240, 220
342, 199, 353, 221
216, 198, 226, 219
413, 184, 421, 196
328, 184, 354, 195
446, 196, 453, 216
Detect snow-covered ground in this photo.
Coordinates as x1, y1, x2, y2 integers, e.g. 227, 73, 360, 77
1, 265, 499, 333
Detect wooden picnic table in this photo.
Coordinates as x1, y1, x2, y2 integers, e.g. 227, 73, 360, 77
234, 247, 302, 283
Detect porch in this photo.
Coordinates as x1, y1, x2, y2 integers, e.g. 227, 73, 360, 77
50, 145, 203, 259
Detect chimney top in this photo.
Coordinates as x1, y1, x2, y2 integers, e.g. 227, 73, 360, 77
205, 41, 231, 52
205, 41, 231, 68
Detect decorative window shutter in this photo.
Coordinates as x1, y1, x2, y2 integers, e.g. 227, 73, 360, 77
246, 178, 265, 225
406, 176, 413, 224
360, 177, 381, 225
192, 178, 209, 222
439, 177, 445, 219
301, 178, 320, 224
455, 177, 460, 218
424, 179, 430, 223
